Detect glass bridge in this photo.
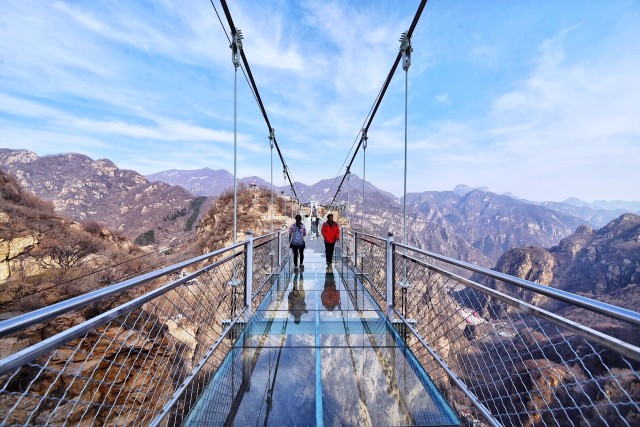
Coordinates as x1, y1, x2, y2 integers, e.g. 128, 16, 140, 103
1, 228, 638, 426
184, 238, 460, 426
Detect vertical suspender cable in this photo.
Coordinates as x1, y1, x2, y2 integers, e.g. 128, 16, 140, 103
231, 29, 243, 248
347, 168, 351, 219
229, 28, 243, 289
400, 32, 412, 288
270, 130, 275, 232
400, 32, 412, 246
233, 63, 238, 246
403, 57, 408, 245
361, 131, 368, 233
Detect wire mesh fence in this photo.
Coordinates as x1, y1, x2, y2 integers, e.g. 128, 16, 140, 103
336, 228, 355, 266
391, 246, 640, 427
0, 238, 203, 318
251, 232, 282, 313
0, 236, 268, 426
353, 232, 388, 311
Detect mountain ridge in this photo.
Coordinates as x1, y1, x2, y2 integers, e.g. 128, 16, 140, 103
0, 149, 210, 246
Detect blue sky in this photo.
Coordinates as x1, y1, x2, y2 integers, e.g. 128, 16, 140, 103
1, 0, 639, 203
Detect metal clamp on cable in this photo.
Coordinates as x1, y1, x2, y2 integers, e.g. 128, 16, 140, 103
269, 128, 275, 149
231, 28, 243, 67
399, 32, 412, 71
361, 129, 368, 150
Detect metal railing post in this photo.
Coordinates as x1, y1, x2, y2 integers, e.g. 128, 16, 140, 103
245, 231, 254, 317
386, 232, 394, 316
354, 231, 359, 270
277, 229, 282, 267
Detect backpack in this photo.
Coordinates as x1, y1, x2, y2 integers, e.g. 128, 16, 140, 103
291, 225, 305, 246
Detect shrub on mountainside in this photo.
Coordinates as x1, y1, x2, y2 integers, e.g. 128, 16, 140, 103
185, 196, 207, 231
134, 229, 156, 246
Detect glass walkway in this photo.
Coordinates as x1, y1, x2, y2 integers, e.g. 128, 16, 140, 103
184, 237, 460, 426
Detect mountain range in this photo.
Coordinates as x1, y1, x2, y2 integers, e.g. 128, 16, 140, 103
0, 149, 210, 246
147, 168, 272, 198
143, 168, 640, 268
3, 149, 639, 268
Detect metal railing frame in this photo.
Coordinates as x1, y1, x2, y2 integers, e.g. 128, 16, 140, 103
0, 241, 246, 340
344, 229, 640, 426
393, 241, 640, 328
0, 232, 284, 426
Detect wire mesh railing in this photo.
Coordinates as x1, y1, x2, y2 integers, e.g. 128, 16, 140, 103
352, 231, 388, 311
0, 232, 282, 427
388, 241, 640, 427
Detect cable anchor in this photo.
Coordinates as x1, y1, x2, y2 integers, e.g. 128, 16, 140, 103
399, 32, 412, 71
231, 28, 243, 68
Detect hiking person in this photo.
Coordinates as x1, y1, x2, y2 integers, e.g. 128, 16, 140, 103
321, 213, 340, 266
289, 214, 307, 272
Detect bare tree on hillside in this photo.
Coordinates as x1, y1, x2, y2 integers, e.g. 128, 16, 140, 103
32, 233, 103, 272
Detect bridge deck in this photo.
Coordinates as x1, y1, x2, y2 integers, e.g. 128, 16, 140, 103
184, 237, 460, 426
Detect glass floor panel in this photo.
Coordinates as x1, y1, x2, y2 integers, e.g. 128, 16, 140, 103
184, 238, 460, 426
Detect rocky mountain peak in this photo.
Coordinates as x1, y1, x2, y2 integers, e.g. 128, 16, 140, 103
91, 158, 118, 177
575, 225, 594, 235
0, 148, 37, 165
453, 184, 490, 196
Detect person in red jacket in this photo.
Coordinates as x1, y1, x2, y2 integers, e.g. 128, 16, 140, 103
321, 213, 340, 266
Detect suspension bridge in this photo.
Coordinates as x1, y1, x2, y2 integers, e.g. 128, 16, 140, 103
1, 0, 639, 426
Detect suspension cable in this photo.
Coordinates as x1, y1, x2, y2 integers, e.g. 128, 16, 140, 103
217, 0, 301, 203
327, 0, 428, 208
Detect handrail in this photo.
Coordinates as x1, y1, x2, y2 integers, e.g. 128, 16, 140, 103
0, 251, 241, 375
0, 241, 247, 339
390, 307, 502, 427
353, 230, 387, 243
399, 253, 640, 363
394, 242, 640, 327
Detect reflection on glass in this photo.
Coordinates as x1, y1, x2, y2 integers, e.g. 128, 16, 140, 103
322, 270, 340, 311
288, 272, 307, 324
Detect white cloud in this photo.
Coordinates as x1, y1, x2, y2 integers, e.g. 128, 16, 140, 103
435, 93, 450, 104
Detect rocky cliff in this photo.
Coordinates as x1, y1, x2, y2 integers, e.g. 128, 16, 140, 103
491, 213, 640, 310
0, 149, 209, 246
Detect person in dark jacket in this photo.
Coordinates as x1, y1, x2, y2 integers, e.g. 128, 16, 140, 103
321, 213, 340, 266
289, 214, 307, 272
